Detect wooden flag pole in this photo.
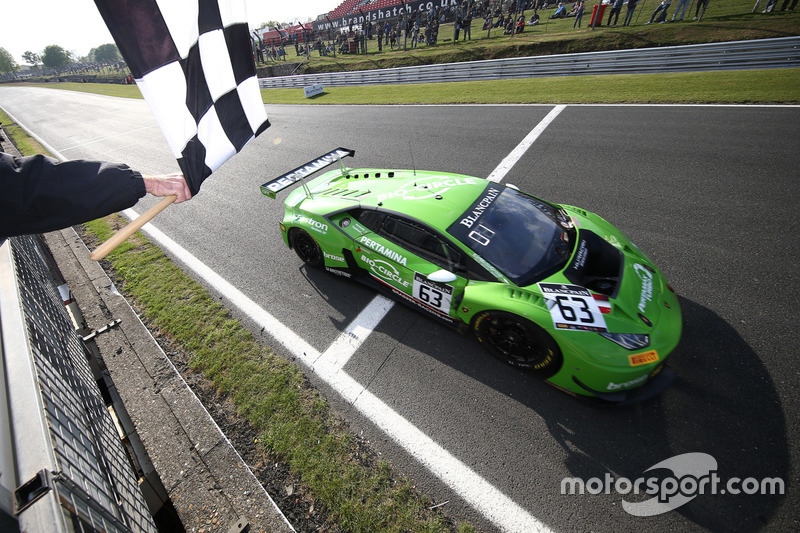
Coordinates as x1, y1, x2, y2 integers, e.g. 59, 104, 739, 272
89, 195, 176, 261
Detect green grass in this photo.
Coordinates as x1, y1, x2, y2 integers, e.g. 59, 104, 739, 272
261, 68, 800, 105
0, 108, 52, 155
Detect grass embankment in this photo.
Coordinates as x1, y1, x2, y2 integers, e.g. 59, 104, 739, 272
0, 110, 472, 532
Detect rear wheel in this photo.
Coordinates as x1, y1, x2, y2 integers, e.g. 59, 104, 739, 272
291, 229, 323, 268
472, 311, 563, 378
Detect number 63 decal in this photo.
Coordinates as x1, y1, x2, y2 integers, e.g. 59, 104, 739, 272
538, 283, 608, 332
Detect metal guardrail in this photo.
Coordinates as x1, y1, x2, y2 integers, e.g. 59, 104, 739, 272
258, 37, 800, 89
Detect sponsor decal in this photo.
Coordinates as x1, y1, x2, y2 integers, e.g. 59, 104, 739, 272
376, 176, 480, 203
606, 374, 649, 391
459, 187, 501, 228
633, 263, 654, 313
628, 350, 660, 367
360, 254, 410, 288
323, 251, 346, 263
351, 222, 369, 235
359, 236, 408, 265
572, 239, 589, 271
325, 267, 352, 278
261, 148, 353, 197
298, 215, 328, 234
539, 283, 608, 332
604, 234, 622, 248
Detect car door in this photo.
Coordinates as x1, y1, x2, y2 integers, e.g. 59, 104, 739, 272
347, 209, 468, 324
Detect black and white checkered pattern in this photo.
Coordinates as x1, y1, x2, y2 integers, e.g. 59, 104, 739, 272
95, 0, 270, 195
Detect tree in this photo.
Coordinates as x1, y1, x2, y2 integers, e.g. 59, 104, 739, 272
22, 51, 40, 67
91, 43, 120, 63
0, 47, 18, 74
41, 45, 72, 69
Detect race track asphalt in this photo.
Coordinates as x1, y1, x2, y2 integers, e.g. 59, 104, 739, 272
1, 86, 797, 532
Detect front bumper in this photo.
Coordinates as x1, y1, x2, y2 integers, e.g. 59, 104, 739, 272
571, 366, 676, 406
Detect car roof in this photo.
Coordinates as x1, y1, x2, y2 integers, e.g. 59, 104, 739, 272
306, 168, 494, 230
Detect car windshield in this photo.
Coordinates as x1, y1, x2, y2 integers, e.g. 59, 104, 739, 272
447, 185, 573, 286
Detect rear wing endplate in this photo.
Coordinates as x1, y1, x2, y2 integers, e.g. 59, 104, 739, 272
261, 147, 355, 199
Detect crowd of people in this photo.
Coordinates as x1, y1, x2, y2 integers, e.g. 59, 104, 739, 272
247, 0, 792, 65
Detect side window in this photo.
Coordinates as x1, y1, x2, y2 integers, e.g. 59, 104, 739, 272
458, 254, 496, 282
381, 216, 455, 269
351, 209, 386, 233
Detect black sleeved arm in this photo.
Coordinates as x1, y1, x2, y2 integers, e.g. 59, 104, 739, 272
0, 153, 147, 238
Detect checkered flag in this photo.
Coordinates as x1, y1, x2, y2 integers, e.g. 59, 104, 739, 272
94, 0, 270, 195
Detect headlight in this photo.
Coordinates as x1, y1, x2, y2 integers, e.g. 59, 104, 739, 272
599, 332, 650, 350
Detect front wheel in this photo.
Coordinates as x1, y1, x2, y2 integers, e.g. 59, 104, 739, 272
291, 229, 323, 268
472, 311, 563, 378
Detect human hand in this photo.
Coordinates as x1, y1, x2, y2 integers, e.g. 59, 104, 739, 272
142, 173, 192, 204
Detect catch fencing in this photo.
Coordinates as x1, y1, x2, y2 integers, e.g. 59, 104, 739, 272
0, 235, 157, 532
258, 36, 800, 89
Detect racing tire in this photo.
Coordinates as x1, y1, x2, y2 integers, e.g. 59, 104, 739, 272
291, 229, 324, 268
471, 311, 563, 378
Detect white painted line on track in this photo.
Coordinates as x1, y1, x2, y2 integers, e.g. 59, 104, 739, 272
312, 294, 395, 373
487, 105, 566, 183
13, 96, 563, 533
493, 106, 565, 182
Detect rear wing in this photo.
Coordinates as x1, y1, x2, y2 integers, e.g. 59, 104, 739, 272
261, 147, 355, 199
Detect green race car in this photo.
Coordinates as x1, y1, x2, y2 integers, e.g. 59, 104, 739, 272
263, 149, 681, 404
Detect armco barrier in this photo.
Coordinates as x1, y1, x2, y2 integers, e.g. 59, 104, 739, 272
0, 235, 157, 533
258, 37, 800, 89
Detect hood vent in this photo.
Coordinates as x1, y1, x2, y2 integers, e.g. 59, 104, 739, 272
563, 230, 623, 298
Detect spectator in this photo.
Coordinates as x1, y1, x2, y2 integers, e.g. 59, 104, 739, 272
411, 21, 420, 47
764, 0, 779, 10
377, 21, 384, 51
645, 0, 672, 23
574, 1, 585, 28
463, 4, 473, 40
515, 14, 526, 33
529, 11, 541, 25
384, 21, 391, 46
607, 0, 624, 25
780, 0, 797, 10
1, 153, 191, 240
623, 0, 639, 25
550, 3, 568, 18
671, 0, 691, 21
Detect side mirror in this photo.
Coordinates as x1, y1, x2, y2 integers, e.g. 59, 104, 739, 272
427, 269, 458, 283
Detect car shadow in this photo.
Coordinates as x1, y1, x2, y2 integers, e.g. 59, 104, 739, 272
291, 264, 789, 531
383, 294, 790, 532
